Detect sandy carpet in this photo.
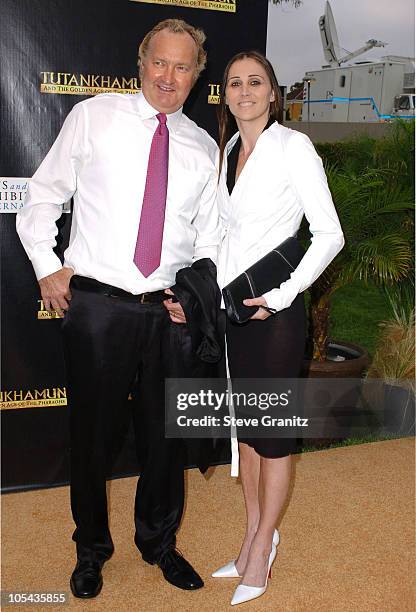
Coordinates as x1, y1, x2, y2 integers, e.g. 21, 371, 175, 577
1, 438, 414, 611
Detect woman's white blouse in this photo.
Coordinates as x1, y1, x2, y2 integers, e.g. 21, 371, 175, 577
216, 122, 345, 312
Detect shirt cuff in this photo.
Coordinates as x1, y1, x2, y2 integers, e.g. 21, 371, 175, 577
31, 253, 64, 281
263, 280, 299, 313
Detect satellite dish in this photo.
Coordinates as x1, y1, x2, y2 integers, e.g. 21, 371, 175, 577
319, 1, 341, 65
319, 1, 387, 67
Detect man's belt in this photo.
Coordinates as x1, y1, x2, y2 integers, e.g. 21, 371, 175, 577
70, 275, 168, 304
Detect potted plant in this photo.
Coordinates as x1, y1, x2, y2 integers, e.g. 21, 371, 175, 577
299, 123, 414, 448
303, 122, 415, 376
365, 283, 415, 436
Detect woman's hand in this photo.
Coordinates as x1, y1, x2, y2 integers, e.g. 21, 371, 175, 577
243, 296, 276, 320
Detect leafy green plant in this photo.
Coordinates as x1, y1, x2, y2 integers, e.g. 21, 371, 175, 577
316, 120, 415, 188
309, 123, 414, 361
316, 136, 376, 175
374, 120, 415, 190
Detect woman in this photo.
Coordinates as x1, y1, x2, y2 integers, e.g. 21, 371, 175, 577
211, 51, 344, 606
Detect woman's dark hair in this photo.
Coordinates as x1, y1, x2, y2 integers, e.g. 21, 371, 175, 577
217, 50, 283, 175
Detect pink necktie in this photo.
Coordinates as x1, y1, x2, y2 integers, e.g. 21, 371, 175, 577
134, 113, 169, 277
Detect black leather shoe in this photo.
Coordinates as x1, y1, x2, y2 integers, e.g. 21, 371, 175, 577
157, 548, 204, 590
70, 560, 103, 599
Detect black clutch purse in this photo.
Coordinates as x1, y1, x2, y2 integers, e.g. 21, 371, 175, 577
222, 237, 305, 324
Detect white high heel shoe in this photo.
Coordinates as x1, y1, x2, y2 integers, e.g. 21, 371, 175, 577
230, 538, 277, 606
211, 529, 279, 578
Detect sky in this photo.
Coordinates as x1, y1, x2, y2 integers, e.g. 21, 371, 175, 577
266, 0, 415, 87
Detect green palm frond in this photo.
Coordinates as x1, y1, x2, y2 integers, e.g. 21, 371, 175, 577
365, 181, 415, 215
325, 167, 383, 230
375, 201, 415, 214
344, 234, 413, 284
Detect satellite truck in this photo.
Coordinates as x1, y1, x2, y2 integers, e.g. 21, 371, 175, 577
301, 1, 415, 122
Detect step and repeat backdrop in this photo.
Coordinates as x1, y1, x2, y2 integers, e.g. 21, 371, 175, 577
1, 0, 268, 491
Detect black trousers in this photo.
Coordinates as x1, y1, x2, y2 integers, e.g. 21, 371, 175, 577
61, 282, 210, 563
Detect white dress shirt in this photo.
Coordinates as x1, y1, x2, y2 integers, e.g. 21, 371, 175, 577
17, 92, 219, 293
217, 121, 344, 311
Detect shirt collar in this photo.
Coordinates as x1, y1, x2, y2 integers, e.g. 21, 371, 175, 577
136, 91, 183, 133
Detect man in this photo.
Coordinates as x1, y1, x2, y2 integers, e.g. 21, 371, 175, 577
17, 19, 219, 598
